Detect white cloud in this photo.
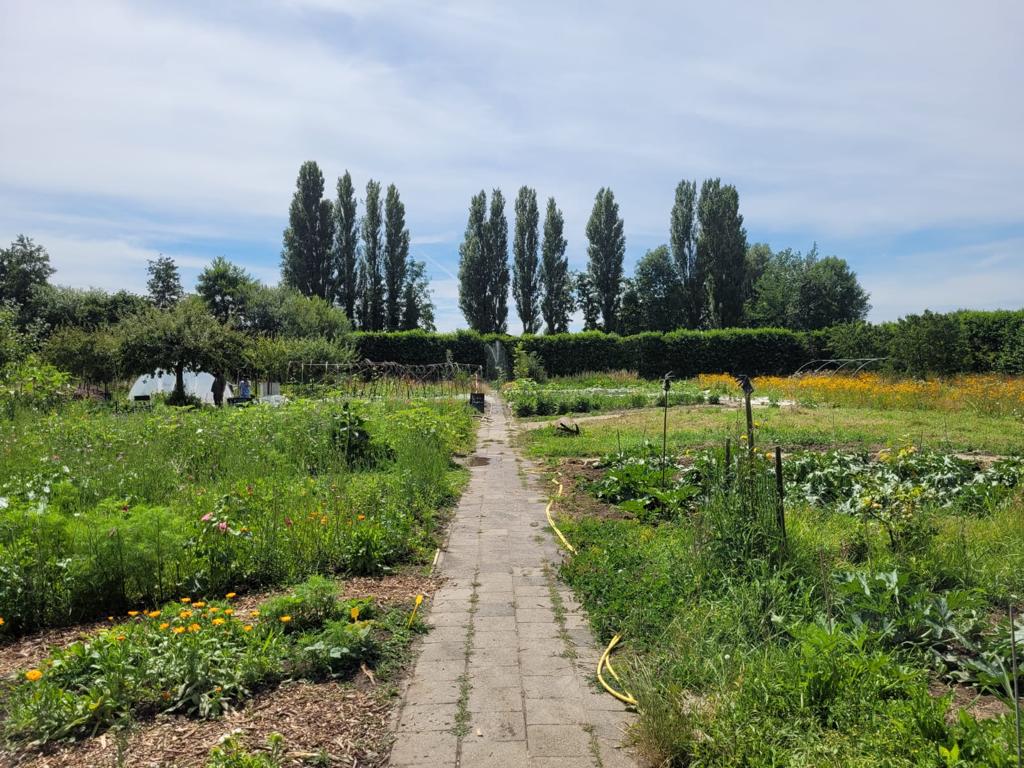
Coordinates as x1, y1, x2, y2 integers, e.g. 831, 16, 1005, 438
0, 0, 1021, 327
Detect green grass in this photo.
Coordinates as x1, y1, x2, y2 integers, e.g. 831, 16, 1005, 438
522, 402, 1024, 458
536, 398, 1024, 766
0, 398, 475, 635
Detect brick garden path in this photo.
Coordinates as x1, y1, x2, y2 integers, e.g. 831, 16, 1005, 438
388, 398, 639, 768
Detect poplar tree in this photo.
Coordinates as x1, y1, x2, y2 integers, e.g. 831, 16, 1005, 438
540, 198, 572, 334
281, 161, 335, 300
670, 180, 704, 328
383, 184, 410, 331
333, 171, 359, 319
697, 179, 747, 328
458, 191, 490, 332
487, 189, 510, 334
512, 186, 541, 334
358, 179, 385, 330
584, 187, 625, 331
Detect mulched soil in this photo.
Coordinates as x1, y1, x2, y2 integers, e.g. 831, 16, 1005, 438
549, 458, 631, 522
0, 569, 442, 768
928, 681, 1011, 723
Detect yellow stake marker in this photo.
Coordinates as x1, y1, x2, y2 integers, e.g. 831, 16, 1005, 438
407, 594, 424, 628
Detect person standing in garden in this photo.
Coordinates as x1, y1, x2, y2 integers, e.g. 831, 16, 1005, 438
211, 372, 226, 407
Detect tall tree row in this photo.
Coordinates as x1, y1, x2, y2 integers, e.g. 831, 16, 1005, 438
670, 180, 704, 328
584, 187, 625, 331
281, 161, 335, 301
540, 198, 572, 334
512, 186, 541, 334
698, 179, 748, 328
383, 184, 410, 331
333, 171, 359, 319
457, 189, 509, 334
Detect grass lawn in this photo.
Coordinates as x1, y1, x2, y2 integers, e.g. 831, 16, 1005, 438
521, 402, 1024, 458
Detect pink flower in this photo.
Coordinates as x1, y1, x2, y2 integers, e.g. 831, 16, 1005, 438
284, 516, 293, 528
201, 513, 213, 523
217, 521, 228, 532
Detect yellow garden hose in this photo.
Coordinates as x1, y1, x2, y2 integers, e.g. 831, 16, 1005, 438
597, 634, 638, 706
545, 477, 636, 707
546, 480, 576, 554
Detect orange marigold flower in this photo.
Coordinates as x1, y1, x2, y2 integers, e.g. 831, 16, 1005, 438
115, 634, 126, 642
172, 626, 186, 635
212, 618, 225, 626
208, 606, 219, 614
192, 602, 206, 608
279, 615, 292, 624
180, 598, 191, 603
0, 617, 5, 626
224, 609, 234, 615
225, 592, 237, 599
243, 625, 253, 632
25, 669, 43, 682
159, 622, 170, 630
148, 610, 161, 619
179, 610, 193, 619
187, 623, 201, 633
127, 610, 140, 617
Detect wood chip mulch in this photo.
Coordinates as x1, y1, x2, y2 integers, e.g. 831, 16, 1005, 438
4, 680, 394, 768
0, 569, 444, 768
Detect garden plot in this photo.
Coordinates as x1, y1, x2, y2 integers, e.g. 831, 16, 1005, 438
0, 396, 476, 765
521, 379, 1024, 767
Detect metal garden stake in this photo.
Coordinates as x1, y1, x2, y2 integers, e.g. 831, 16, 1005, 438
661, 373, 672, 488
737, 374, 755, 456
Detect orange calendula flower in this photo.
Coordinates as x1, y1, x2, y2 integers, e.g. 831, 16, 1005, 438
208, 606, 219, 614
212, 618, 225, 626
188, 623, 201, 633
127, 610, 140, 617
225, 592, 237, 599
357, 514, 366, 521
179, 610, 193, 619
115, 634, 126, 642
180, 598, 191, 603
172, 626, 186, 635
159, 622, 170, 630
224, 609, 234, 615
26, 669, 43, 682
0, 617, 5, 626
243, 625, 253, 632
148, 610, 161, 619
192, 602, 206, 608
279, 615, 292, 624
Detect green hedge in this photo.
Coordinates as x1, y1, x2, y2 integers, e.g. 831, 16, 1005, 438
350, 310, 1024, 379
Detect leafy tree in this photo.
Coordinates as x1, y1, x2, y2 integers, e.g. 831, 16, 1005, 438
617, 278, 642, 336
118, 298, 245, 403
27, 285, 146, 331
0, 235, 54, 311
487, 189, 510, 334
540, 198, 572, 334
698, 179, 747, 328
745, 246, 804, 328
670, 181, 704, 328
196, 257, 257, 324
457, 189, 509, 334
585, 188, 625, 330
0, 303, 30, 367
890, 310, 967, 377
631, 245, 684, 332
241, 285, 350, 341
512, 186, 541, 334
458, 191, 490, 332
383, 184, 410, 331
333, 171, 359, 318
42, 326, 121, 389
401, 260, 435, 331
281, 161, 336, 301
574, 270, 601, 331
357, 180, 385, 331
795, 255, 870, 330
146, 256, 184, 309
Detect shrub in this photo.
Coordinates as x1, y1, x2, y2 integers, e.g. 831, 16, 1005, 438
258, 575, 341, 631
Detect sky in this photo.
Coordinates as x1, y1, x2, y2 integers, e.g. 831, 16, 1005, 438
1, 0, 1022, 332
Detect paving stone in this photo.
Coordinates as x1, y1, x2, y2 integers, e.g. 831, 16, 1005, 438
398, 703, 457, 732
525, 724, 593, 757
459, 739, 529, 767
418, 641, 468, 663
388, 730, 457, 766
522, 675, 578, 700
515, 608, 556, 624
466, 710, 526, 742
404, 678, 461, 706
468, 685, 523, 712
524, 697, 586, 725
411, 659, 464, 683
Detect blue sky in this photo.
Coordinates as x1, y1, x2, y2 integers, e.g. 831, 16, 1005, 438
1, 0, 1022, 331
